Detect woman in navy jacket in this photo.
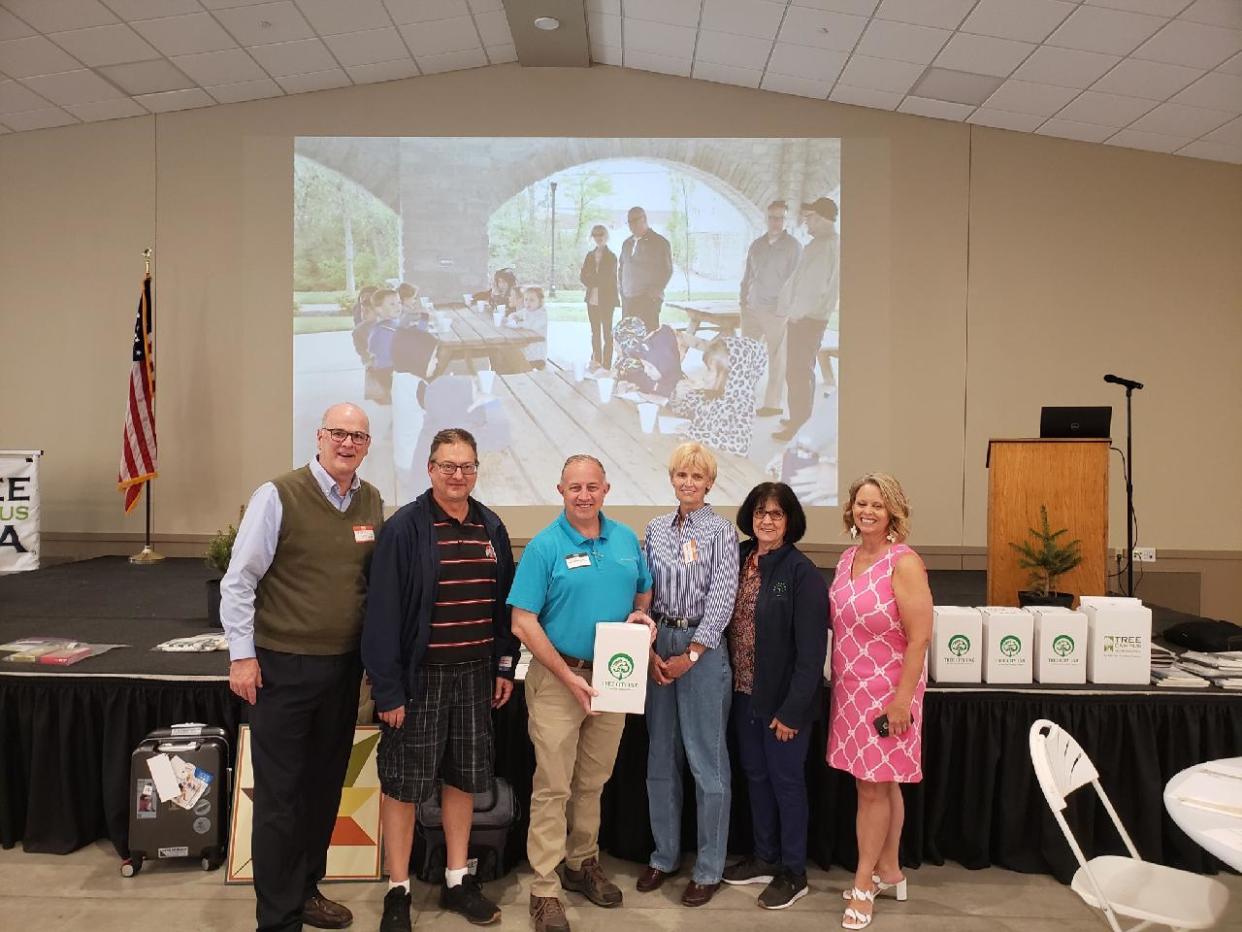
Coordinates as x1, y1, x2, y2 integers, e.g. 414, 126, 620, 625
722, 481, 829, 910
579, 225, 620, 368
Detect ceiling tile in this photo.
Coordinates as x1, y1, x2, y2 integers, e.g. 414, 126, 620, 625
590, 42, 622, 66
967, 107, 1046, 130
586, 0, 620, 13
693, 60, 763, 88
621, 0, 702, 28
777, 8, 869, 52
1177, 138, 1242, 161
760, 71, 833, 97
0, 77, 49, 113
622, 48, 692, 77
1171, 70, 1242, 109
838, 53, 924, 92
1055, 89, 1158, 124
1091, 57, 1203, 98
1036, 117, 1116, 141
49, 24, 161, 67
171, 48, 267, 84
934, 32, 1035, 77
323, 27, 409, 66
248, 37, 337, 75
766, 43, 848, 81
983, 78, 1080, 115
102, 1, 204, 19
276, 68, 350, 93
0, 0, 116, 33
898, 95, 975, 119
214, 2, 313, 46
0, 9, 36, 39
484, 44, 516, 64
625, 19, 696, 59
473, 10, 512, 47
1178, 0, 1242, 29
1012, 45, 1121, 87
383, 0, 470, 24
1128, 99, 1234, 133
829, 82, 903, 108
700, 0, 786, 39
1047, 5, 1167, 55
1083, 1, 1191, 15
875, 0, 974, 30
64, 96, 147, 120
199, 0, 284, 7
345, 58, 419, 82
1204, 113, 1242, 142
695, 29, 772, 70
205, 77, 284, 102
295, 0, 392, 35
792, 0, 878, 13
960, 0, 1075, 43
132, 13, 238, 56
854, 19, 952, 64
414, 46, 487, 73
133, 86, 214, 111
1, 106, 77, 129
398, 16, 479, 57
1105, 127, 1191, 150
22, 69, 125, 105
1221, 51, 1242, 73
0, 36, 85, 78
97, 59, 195, 93
1132, 20, 1242, 67
587, 13, 621, 47
913, 67, 1005, 104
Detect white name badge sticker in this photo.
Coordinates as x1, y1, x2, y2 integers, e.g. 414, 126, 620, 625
353, 525, 375, 543
682, 539, 699, 564
565, 553, 591, 569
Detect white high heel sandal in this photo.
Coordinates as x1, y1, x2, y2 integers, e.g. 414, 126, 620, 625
841, 874, 908, 901
841, 887, 876, 930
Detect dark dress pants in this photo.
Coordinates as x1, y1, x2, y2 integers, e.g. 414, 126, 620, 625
587, 303, 616, 367
784, 318, 828, 432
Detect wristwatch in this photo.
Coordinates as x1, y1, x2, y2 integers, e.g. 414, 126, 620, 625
686, 648, 701, 664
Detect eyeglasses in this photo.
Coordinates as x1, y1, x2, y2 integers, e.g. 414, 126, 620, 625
754, 508, 786, 524
432, 461, 479, 476
321, 427, 371, 445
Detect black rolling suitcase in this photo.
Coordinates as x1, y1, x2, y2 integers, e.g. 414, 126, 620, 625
123, 723, 230, 877
412, 778, 518, 883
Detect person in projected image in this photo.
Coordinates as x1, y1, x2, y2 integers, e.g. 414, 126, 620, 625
503, 285, 548, 371
366, 289, 406, 405
351, 285, 379, 326
473, 268, 518, 311
619, 206, 673, 331
668, 333, 767, 457
579, 225, 619, 370
612, 316, 683, 400
740, 200, 802, 420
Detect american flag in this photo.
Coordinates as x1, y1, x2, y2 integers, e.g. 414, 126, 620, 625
118, 274, 157, 512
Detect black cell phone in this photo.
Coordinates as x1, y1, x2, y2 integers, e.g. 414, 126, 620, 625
873, 714, 889, 738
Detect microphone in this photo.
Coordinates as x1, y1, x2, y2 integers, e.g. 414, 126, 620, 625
1104, 373, 1144, 390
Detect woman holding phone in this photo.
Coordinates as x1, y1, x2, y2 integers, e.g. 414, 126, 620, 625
827, 473, 932, 930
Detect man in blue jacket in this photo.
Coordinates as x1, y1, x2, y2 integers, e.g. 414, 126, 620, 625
363, 427, 519, 932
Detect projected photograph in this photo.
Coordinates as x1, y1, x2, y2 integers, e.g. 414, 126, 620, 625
293, 137, 840, 506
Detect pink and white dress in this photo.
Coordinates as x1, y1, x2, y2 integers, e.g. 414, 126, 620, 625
827, 544, 926, 783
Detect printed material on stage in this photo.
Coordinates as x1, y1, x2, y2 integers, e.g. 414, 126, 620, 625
1030, 606, 1087, 684
0, 450, 41, 573
982, 607, 1033, 684
1152, 667, 1211, 688
930, 607, 983, 684
152, 633, 228, 652
591, 622, 650, 713
1082, 598, 1152, 684
1172, 651, 1242, 689
0, 637, 124, 665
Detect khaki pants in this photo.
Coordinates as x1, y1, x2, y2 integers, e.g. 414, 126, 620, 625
525, 658, 627, 897
740, 307, 787, 410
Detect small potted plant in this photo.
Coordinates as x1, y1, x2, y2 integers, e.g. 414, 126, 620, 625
1010, 505, 1082, 608
204, 510, 242, 626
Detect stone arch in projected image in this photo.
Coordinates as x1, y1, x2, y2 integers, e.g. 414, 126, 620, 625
294, 137, 841, 300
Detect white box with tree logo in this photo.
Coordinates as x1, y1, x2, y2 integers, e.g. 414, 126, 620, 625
591, 622, 651, 713
982, 607, 1033, 684
1029, 606, 1087, 684
930, 607, 983, 683
1082, 599, 1151, 684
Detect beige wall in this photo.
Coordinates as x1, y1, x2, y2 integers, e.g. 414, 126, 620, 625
2, 64, 1240, 614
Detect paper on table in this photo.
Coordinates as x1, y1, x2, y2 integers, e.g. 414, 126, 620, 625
145, 753, 180, 803
1174, 772, 1242, 817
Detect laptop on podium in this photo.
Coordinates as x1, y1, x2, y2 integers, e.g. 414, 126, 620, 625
1039, 406, 1112, 439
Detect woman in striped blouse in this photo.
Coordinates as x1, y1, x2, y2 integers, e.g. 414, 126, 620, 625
636, 442, 740, 908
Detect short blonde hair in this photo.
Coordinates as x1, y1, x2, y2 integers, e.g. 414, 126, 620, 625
668, 442, 717, 482
843, 472, 911, 542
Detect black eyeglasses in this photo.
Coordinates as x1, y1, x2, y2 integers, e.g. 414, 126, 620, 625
754, 508, 786, 524
321, 427, 371, 445
432, 461, 479, 476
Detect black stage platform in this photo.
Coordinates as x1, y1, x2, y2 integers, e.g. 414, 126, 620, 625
2, 558, 1239, 883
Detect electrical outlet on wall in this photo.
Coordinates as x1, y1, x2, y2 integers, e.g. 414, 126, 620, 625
1132, 547, 1156, 563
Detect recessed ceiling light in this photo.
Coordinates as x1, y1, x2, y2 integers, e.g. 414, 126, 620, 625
534, 16, 560, 31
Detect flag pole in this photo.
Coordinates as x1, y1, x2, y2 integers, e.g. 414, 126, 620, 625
130, 248, 164, 565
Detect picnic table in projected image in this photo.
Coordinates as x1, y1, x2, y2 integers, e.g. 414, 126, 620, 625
432, 304, 542, 374
664, 300, 742, 338
470, 363, 766, 505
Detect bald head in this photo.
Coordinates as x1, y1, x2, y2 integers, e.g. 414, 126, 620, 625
320, 402, 369, 432
316, 402, 371, 487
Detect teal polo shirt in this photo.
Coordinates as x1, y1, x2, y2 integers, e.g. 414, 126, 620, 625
508, 510, 653, 661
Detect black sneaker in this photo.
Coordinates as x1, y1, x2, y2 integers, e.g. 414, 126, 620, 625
440, 874, 501, 925
722, 855, 779, 886
758, 871, 809, 910
380, 886, 412, 932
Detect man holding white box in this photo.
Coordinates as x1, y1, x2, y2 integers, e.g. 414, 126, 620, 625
509, 455, 655, 932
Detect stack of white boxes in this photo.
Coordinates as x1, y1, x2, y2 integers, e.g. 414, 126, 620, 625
930, 606, 983, 683
1029, 606, 1088, 684
1079, 596, 1152, 685
982, 606, 1034, 684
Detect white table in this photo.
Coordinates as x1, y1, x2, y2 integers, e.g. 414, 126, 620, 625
1164, 757, 1242, 871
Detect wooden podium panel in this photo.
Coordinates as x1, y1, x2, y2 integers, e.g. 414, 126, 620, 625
986, 439, 1109, 606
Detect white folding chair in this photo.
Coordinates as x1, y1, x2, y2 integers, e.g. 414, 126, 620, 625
1028, 719, 1229, 932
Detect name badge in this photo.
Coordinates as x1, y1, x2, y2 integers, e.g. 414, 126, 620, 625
485, 542, 497, 561
682, 539, 699, 564
353, 525, 375, 543
565, 553, 591, 569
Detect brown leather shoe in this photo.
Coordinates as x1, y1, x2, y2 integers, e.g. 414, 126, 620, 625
303, 891, 353, 929
530, 894, 570, 932
636, 866, 676, 893
681, 881, 720, 907
558, 857, 622, 908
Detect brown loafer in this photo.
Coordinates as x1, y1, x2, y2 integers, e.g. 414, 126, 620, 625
637, 866, 676, 892
681, 881, 720, 907
303, 891, 353, 929
530, 894, 570, 932
558, 857, 622, 908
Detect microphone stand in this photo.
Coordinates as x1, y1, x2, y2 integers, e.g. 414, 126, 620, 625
1122, 384, 1135, 597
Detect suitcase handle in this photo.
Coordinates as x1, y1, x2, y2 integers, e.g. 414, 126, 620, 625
156, 741, 200, 753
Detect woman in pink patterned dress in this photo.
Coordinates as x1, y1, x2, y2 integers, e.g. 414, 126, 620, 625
827, 473, 932, 930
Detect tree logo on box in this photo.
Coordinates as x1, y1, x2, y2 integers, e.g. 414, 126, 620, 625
948, 635, 971, 657
608, 652, 635, 681
999, 635, 1022, 658
1053, 635, 1075, 657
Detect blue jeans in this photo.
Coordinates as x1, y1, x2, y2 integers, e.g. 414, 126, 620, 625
645, 625, 733, 884
731, 690, 811, 875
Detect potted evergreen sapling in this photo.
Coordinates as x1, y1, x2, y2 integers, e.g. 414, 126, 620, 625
1010, 505, 1082, 608
204, 508, 242, 626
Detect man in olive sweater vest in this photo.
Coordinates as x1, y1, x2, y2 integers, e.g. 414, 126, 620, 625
222, 403, 384, 932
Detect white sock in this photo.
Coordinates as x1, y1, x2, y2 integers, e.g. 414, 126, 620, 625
389, 879, 410, 893
445, 867, 468, 888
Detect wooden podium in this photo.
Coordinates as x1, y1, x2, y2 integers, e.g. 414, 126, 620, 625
986, 439, 1109, 606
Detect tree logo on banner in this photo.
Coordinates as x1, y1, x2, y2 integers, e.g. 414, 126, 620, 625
948, 634, 971, 657
999, 635, 1022, 658
1052, 635, 1076, 658
608, 653, 635, 681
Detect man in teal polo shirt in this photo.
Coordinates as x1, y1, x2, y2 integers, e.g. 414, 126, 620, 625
509, 454, 654, 932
